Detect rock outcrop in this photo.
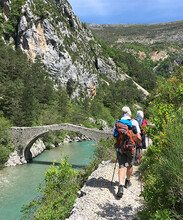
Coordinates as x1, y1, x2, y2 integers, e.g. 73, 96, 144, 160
5, 139, 46, 166
0, 0, 149, 98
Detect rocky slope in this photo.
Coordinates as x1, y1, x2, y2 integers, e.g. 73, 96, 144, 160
87, 21, 183, 45
0, 0, 149, 98
87, 22, 183, 77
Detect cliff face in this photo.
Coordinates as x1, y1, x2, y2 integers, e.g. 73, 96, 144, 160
1, 0, 130, 98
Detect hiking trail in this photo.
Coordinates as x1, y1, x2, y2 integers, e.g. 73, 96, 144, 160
67, 160, 144, 220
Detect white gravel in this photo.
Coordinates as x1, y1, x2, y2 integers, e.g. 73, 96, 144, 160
67, 160, 144, 220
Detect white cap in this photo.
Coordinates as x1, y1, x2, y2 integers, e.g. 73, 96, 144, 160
136, 110, 144, 118
122, 106, 131, 117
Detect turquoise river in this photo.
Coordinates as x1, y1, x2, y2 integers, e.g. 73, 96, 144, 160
0, 140, 97, 220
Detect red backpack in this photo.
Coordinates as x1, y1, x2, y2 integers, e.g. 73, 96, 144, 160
115, 121, 136, 154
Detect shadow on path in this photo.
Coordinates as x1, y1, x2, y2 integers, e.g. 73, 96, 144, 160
86, 177, 122, 199
85, 176, 143, 219
86, 173, 142, 199
96, 202, 141, 220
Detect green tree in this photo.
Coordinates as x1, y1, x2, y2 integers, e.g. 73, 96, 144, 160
21, 157, 79, 220
0, 117, 12, 169
4, 0, 25, 43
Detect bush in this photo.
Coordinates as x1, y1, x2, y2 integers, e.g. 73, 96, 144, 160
77, 137, 115, 187
21, 157, 79, 220
21, 137, 116, 219
141, 110, 183, 219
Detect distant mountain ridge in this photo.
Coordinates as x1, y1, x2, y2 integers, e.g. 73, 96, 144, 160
87, 20, 183, 80
87, 20, 183, 45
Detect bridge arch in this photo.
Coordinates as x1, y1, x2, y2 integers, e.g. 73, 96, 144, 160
10, 124, 113, 163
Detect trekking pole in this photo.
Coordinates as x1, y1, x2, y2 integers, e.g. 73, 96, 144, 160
111, 157, 118, 186
139, 148, 142, 194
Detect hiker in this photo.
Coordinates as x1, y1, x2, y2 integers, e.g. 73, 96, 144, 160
134, 110, 144, 163
135, 110, 147, 163
113, 106, 141, 198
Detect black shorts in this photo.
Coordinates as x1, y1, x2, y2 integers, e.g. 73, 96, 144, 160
117, 150, 135, 168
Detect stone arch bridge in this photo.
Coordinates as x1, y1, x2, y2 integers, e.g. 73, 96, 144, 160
10, 124, 113, 163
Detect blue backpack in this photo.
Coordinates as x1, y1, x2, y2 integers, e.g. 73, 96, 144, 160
135, 116, 143, 127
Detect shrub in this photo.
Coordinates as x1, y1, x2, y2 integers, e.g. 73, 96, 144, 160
21, 157, 79, 220
141, 110, 183, 219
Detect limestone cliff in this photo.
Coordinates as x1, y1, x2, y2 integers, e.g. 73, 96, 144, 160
0, 0, 149, 98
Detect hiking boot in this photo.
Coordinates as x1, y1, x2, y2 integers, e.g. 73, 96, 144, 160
117, 185, 123, 198
124, 179, 132, 188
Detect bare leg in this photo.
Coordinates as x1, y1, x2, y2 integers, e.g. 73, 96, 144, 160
118, 167, 126, 183
126, 165, 133, 179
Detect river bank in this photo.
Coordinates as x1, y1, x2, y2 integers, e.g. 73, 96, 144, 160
0, 140, 96, 220
5, 134, 90, 167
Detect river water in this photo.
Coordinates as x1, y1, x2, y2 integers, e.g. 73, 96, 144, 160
0, 141, 96, 220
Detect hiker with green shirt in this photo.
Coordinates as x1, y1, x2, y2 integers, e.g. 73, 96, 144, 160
113, 106, 142, 198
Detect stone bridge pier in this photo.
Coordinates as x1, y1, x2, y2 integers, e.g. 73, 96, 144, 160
10, 124, 113, 163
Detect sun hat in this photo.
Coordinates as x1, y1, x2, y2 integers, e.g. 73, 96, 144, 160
136, 110, 144, 118
122, 106, 132, 117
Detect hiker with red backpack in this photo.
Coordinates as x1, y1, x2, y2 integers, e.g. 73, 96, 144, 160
113, 106, 141, 198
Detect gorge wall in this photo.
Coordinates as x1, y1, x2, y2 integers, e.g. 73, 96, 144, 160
0, 0, 149, 98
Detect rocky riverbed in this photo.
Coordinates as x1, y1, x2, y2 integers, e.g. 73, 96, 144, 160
67, 160, 144, 220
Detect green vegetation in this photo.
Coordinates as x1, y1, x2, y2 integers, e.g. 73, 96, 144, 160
89, 23, 183, 92
1, 1, 183, 219
98, 40, 156, 91
0, 41, 56, 126
0, 116, 12, 169
88, 22, 183, 45
21, 138, 115, 220
20, 64, 183, 219
21, 157, 79, 220
138, 66, 183, 219
0, 39, 145, 168
0, 0, 25, 43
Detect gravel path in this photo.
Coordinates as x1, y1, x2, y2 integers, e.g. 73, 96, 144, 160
67, 160, 144, 220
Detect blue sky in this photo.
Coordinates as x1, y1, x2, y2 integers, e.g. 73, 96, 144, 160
68, 0, 183, 24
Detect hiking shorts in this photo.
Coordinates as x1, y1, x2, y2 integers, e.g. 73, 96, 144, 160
117, 150, 135, 168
